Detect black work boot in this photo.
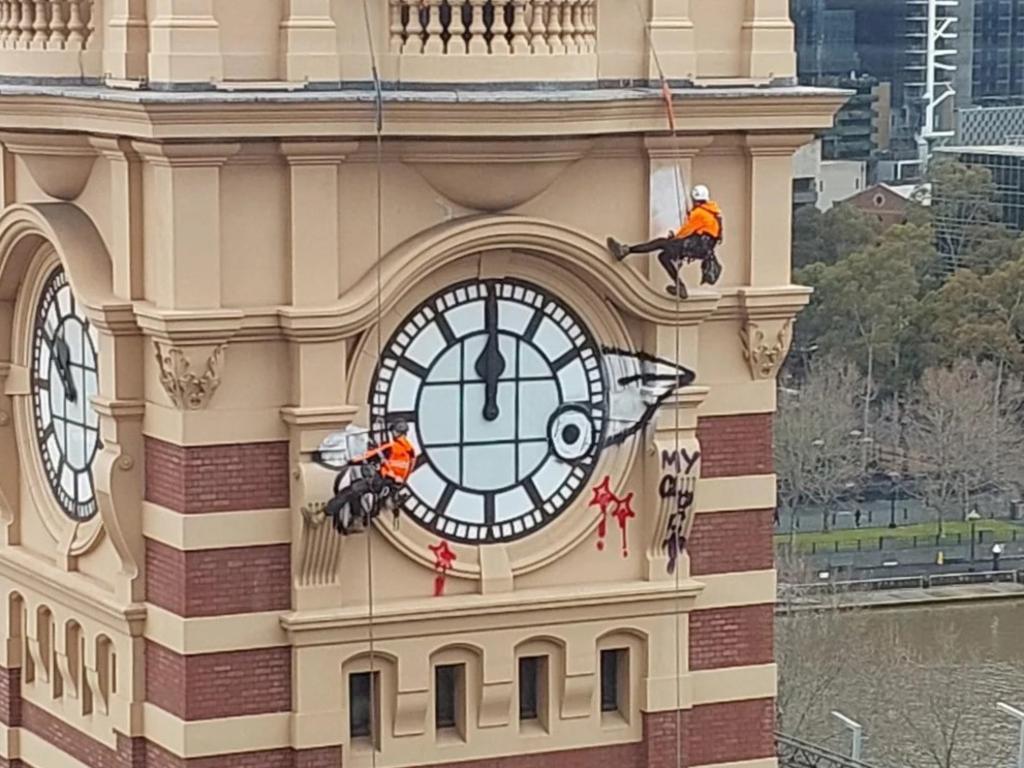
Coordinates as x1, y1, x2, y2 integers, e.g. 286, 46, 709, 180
666, 281, 689, 299
607, 237, 630, 261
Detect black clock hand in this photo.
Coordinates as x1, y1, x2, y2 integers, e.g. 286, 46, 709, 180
474, 284, 506, 421
52, 332, 78, 403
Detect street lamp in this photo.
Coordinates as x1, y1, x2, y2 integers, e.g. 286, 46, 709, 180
967, 509, 982, 562
887, 471, 901, 529
996, 702, 1024, 768
831, 711, 863, 761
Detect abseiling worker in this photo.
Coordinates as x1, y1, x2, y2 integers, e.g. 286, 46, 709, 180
325, 420, 415, 533
606, 184, 724, 298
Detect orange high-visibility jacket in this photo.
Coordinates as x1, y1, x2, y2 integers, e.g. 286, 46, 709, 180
675, 201, 723, 241
358, 436, 416, 482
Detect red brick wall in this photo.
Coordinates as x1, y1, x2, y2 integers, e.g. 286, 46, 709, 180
145, 742, 339, 768
145, 641, 291, 720
689, 605, 774, 671
423, 740, 645, 768
144, 438, 290, 514
697, 414, 773, 478
145, 539, 291, 618
688, 508, 774, 576
0, 666, 21, 726
683, 698, 776, 766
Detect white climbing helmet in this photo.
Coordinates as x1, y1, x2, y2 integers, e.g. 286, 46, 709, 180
691, 184, 711, 202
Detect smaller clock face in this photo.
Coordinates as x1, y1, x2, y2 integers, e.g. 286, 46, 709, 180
30, 266, 101, 521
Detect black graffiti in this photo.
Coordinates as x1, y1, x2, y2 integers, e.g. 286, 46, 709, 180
661, 475, 696, 575
661, 449, 700, 475
599, 346, 697, 449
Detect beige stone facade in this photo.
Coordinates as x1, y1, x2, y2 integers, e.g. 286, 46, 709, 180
0, 3, 842, 767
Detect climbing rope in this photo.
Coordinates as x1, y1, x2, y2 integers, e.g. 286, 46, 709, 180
630, 4, 692, 768
359, 0, 385, 762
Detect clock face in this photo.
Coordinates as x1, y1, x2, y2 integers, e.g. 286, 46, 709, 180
370, 279, 607, 543
30, 266, 101, 521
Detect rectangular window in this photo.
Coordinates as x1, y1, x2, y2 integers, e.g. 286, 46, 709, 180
518, 656, 546, 722
435, 663, 464, 733
349, 671, 379, 743
600, 649, 628, 715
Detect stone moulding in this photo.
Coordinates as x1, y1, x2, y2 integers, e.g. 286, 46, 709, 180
740, 319, 793, 380
153, 342, 227, 411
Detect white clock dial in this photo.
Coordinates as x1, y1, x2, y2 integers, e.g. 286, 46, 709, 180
370, 279, 607, 543
30, 266, 101, 521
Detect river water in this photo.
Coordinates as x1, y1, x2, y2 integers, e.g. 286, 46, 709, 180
777, 599, 1024, 768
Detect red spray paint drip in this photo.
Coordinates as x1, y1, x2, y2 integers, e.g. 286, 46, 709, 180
589, 477, 635, 557
430, 540, 456, 597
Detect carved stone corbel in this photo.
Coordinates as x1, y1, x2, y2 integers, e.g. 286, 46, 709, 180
154, 342, 227, 410
84, 666, 108, 715
740, 319, 793, 380
736, 286, 812, 382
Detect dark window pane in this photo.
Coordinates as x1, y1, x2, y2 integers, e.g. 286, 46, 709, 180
350, 672, 375, 739
601, 649, 621, 713
435, 664, 460, 730
518, 656, 540, 721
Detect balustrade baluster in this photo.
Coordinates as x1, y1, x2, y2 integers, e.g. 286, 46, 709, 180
530, 0, 549, 53
570, 0, 583, 52
447, 0, 468, 54
47, 0, 67, 48
583, 0, 596, 53
388, 0, 404, 53
509, 0, 529, 53
18, 0, 34, 48
402, 0, 426, 54
0, 2, 11, 49
66, 0, 85, 48
467, 0, 487, 54
559, 0, 574, 53
423, 0, 443, 53
5, 1, 19, 49
490, 0, 511, 54
546, 0, 565, 54
31, 0, 48, 48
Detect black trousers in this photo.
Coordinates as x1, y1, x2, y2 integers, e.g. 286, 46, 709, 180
628, 235, 719, 285
326, 474, 389, 525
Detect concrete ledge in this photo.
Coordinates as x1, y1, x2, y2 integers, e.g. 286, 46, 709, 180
690, 664, 777, 706
145, 603, 287, 654
143, 703, 291, 757
143, 502, 291, 550
696, 475, 776, 514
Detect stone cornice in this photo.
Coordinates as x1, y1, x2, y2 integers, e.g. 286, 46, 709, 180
132, 303, 244, 345
0, 548, 147, 634
0, 86, 848, 141
281, 577, 705, 646
712, 285, 812, 321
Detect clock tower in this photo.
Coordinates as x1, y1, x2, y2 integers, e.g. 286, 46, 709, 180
0, 3, 843, 767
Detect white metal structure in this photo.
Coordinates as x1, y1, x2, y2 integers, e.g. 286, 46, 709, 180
831, 710, 864, 762
997, 702, 1024, 768
905, 0, 959, 163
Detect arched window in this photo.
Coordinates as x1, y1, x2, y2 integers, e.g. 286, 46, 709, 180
596, 631, 646, 728
428, 645, 482, 742
341, 652, 397, 752
514, 638, 564, 734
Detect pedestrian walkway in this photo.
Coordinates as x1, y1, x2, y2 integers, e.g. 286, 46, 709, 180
780, 580, 1024, 612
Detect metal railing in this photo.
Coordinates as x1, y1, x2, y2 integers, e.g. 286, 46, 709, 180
777, 733, 881, 768
778, 569, 1024, 600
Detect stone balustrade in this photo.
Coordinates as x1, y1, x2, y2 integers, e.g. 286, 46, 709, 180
0, 0, 99, 79
0, 1, 94, 51
390, 0, 597, 57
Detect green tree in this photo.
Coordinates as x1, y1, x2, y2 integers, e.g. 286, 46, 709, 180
795, 222, 934, 442
928, 156, 1006, 272
792, 203, 883, 269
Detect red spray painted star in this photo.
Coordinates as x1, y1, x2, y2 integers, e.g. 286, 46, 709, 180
430, 540, 456, 597
589, 476, 635, 557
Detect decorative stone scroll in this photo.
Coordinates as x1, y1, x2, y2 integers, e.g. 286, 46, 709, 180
154, 342, 226, 410
740, 319, 793, 380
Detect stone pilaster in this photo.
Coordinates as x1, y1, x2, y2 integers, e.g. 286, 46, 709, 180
103, 0, 149, 83
648, 0, 697, 82
279, 0, 341, 83
741, 0, 796, 81
147, 0, 223, 85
